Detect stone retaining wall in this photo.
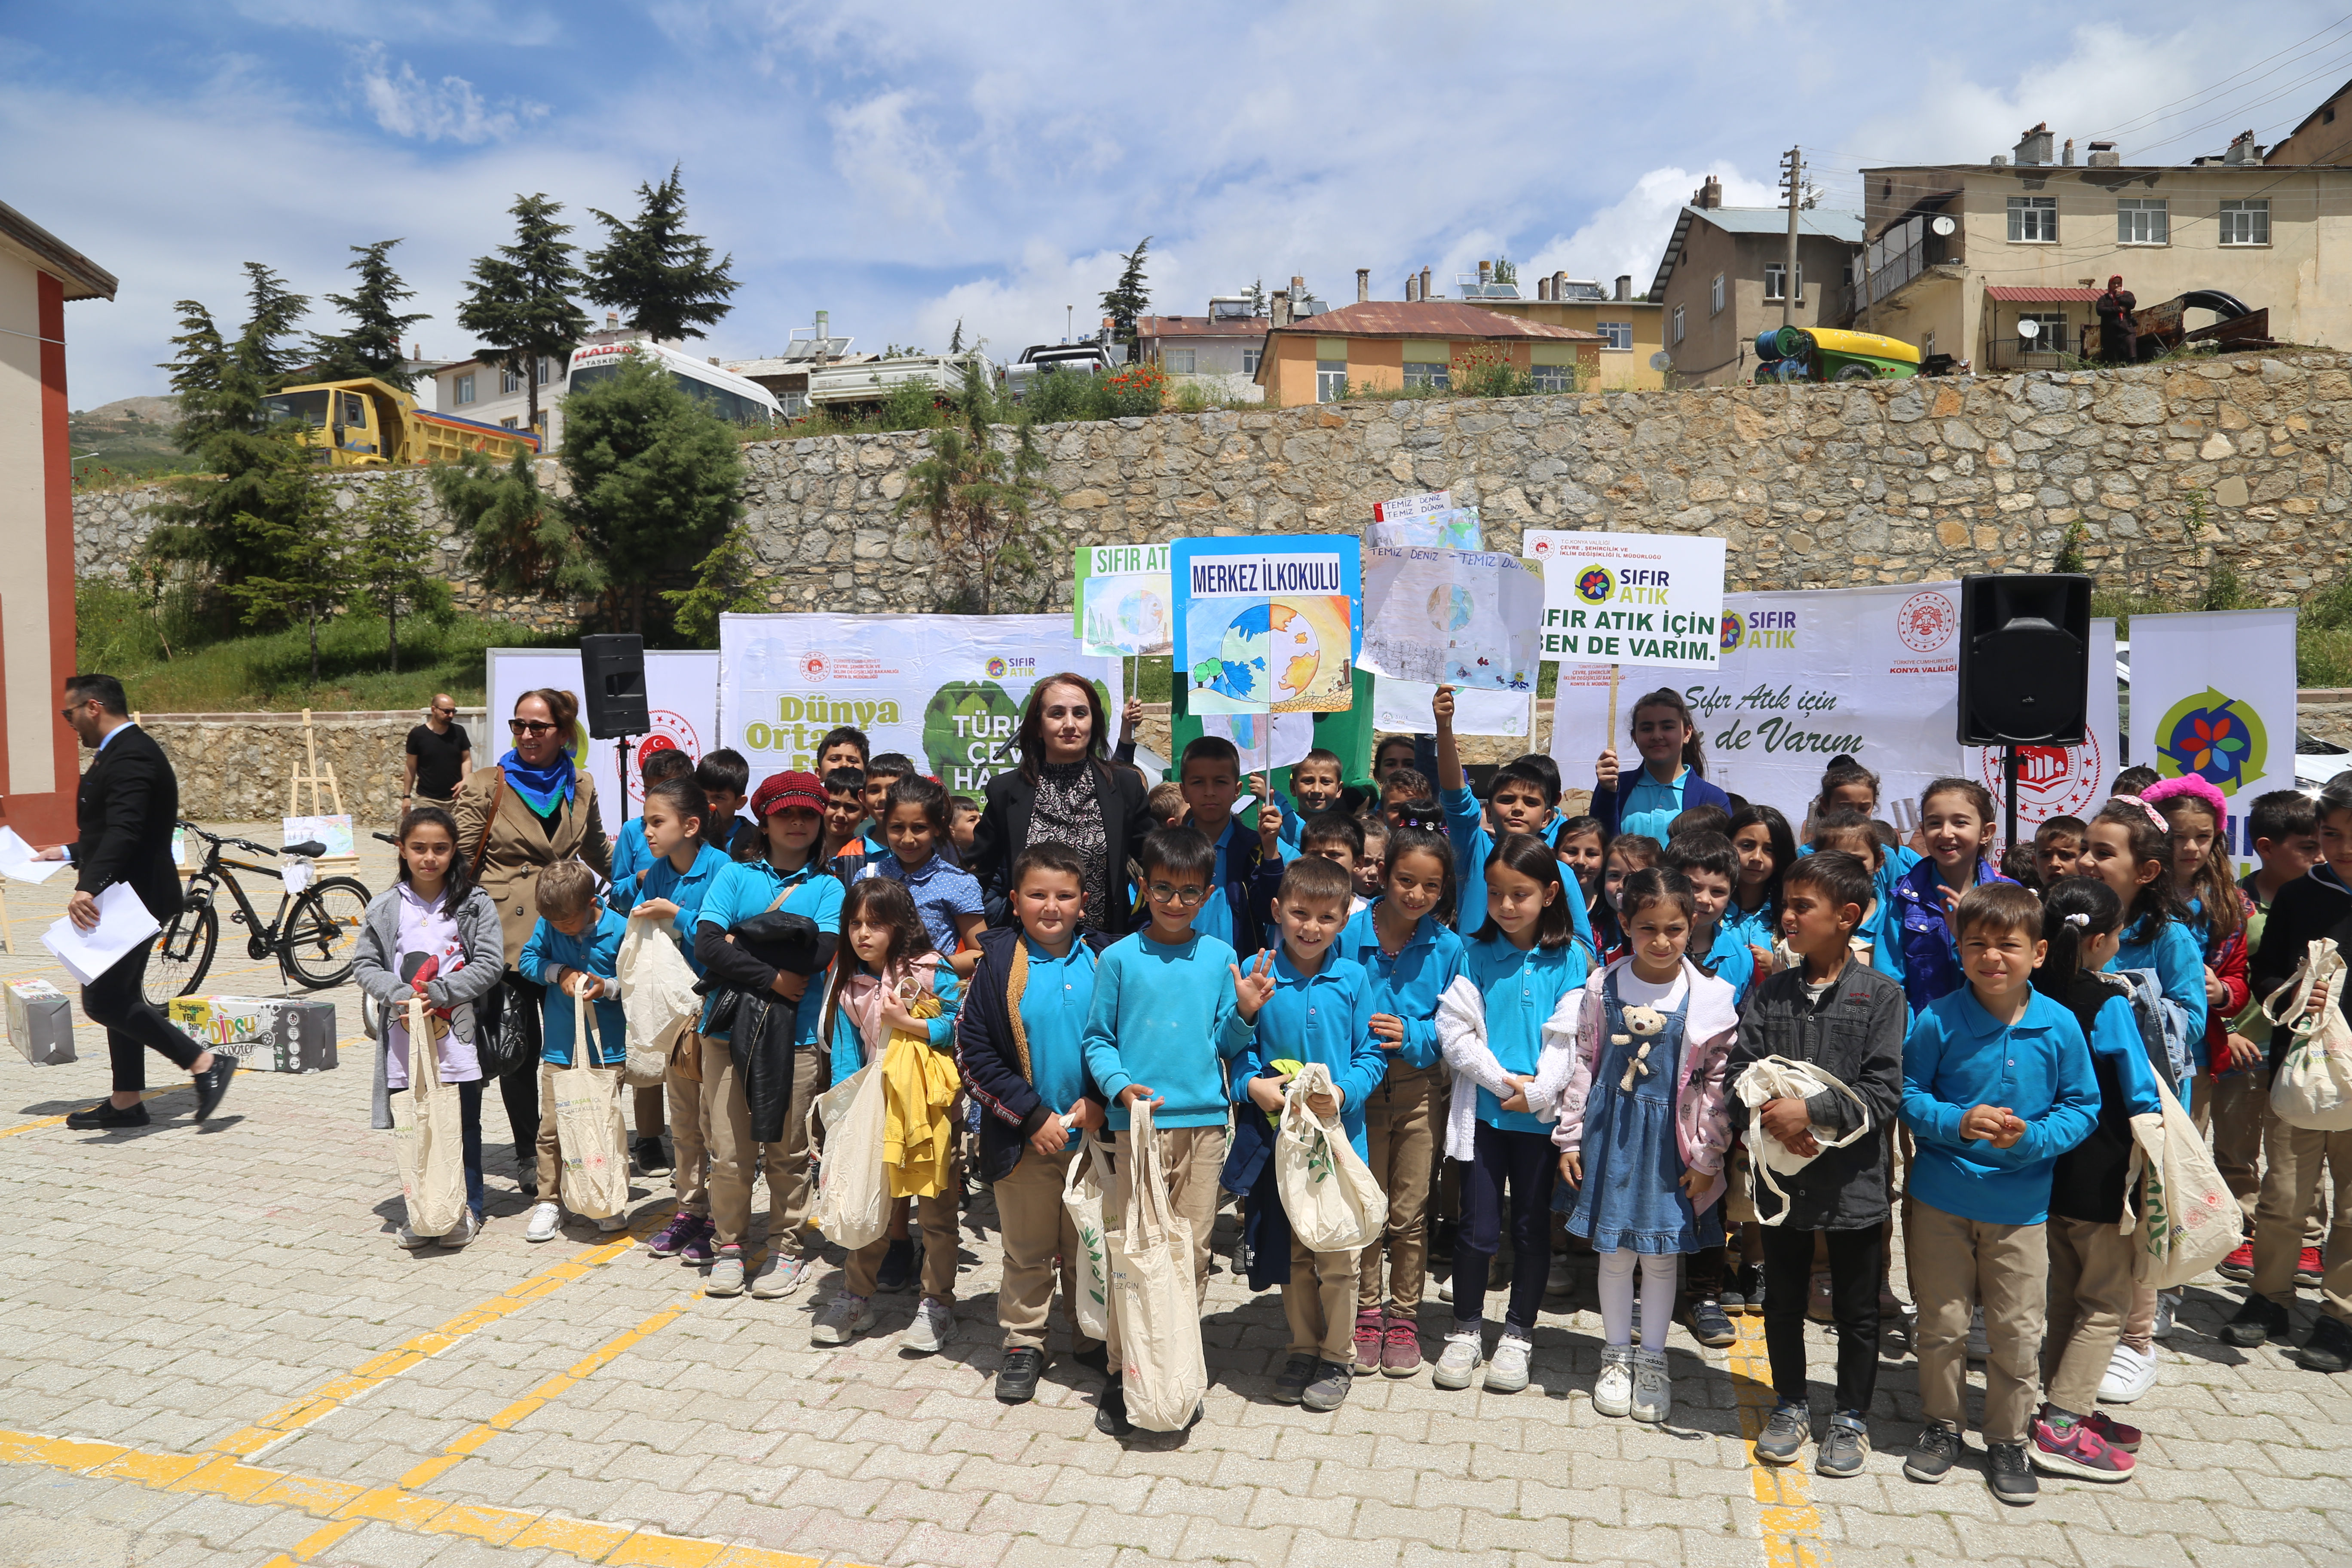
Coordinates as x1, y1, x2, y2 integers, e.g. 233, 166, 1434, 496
139, 710, 486, 824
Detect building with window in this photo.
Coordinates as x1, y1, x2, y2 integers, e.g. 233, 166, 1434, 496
1646, 176, 1865, 386
1410, 266, 1667, 389
1859, 122, 2352, 371
1250, 300, 1600, 408
1135, 297, 1271, 402
429, 313, 698, 448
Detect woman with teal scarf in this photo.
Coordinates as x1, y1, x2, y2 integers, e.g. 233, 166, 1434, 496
455, 687, 612, 1197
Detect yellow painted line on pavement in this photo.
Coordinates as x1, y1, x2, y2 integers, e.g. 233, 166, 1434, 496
209, 1212, 665, 1460
1, 1425, 831, 1567
1725, 1311, 1831, 1568
0, 1086, 191, 1140
398, 1290, 701, 1490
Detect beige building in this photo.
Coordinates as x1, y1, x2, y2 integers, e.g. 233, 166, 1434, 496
1251, 300, 1599, 408
1647, 178, 1864, 386
1136, 298, 1271, 402
2267, 80, 2352, 167
1860, 124, 2352, 371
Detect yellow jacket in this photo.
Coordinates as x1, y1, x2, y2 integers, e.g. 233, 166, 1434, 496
881, 996, 961, 1198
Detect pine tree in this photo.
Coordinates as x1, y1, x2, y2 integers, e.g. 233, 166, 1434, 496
457, 194, 591, 436
1244, 277, 1266, 315
896, 358, 1054, 615
949, 318, 965, 353
583, 165, 738, 344
233, 262, 311, 387
347, 475, 452, 672
662, 523, 768, 646
1100, 236, 1152, 349
429, 446, 597, 601
309, 240, 430, 389
223, 433, 348, 682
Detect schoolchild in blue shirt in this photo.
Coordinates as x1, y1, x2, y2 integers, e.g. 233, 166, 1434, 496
2082, 797, 2211, 1087
691, 772, 845, 1298
1272, 749, 1352, 863
1591, 687, 1732, 843
1899, 882, 2099, 1504
516, 862, 629, 1240
859, 753, 913, 857
1175, 735, 1281, 951
1233, 856, 1387, 1412
1724, 804, 1798, 965
1338, 826, 1467, 1374
1665, 833, 1758, 1004
856, 775, 985, 964
1433, 685, 1592, 947
1432, 835, 1591, 1395
1890, 778, 2018, 1017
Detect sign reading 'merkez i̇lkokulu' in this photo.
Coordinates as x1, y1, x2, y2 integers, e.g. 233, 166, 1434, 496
1526, 529, 1727, 671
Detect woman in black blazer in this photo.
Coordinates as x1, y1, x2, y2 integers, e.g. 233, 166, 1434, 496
969, 675, 1157, 932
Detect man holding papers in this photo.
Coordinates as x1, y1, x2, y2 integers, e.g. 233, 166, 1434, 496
36, 674, 235, 1130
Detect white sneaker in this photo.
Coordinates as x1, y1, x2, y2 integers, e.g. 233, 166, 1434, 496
1485, 1330, 1532, 1393
440, 1209, 481, 1250
1966, 1306, 1989, 1362
906, 1298, 954, 1354
750, 1251, 815, 1300
1437, 1274, 1454, 1303
395, 1222, 431, 1250
1592, 1344, 1635, 1417
812, 1291, 877, 1346
2153, 1291, 2180, 1341
1630, 1348, 1672, 1424
524, 1202, 563, 1242
1433, 1324, 1483, 1389
2098, 1343, 2158, 1404
597, 1211, 628, 1233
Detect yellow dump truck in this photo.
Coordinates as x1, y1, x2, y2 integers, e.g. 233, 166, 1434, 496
261, 377, 542, 468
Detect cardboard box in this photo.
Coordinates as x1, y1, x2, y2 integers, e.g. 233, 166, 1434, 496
6, 980, 74, 1065
167, 995, 338, 1073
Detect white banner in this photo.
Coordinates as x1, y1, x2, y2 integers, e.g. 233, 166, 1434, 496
2127, 607, 2298, 867
1374, 677, 1531, 738
1964, 618, 2119, 853
1359, 545, 1543, 693
717, 614, 1124, 795
1549, 582, 1964, 832
487, 649, 720, 817
1527, 530, 1727, 669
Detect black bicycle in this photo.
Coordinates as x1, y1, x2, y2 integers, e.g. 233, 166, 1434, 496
144, 822, 373, 1001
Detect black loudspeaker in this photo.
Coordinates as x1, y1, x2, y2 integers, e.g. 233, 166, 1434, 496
1956, 574, 2092, 746
581, 634, 649, 739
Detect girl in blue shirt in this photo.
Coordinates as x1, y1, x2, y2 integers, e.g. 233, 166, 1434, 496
2082, 796, 2210, 1082
1433, 835, 1590, 1396
1336, 827, 1467, 1374
1890, 778, 2015, 1015
1725, 805, 1797, 972
1592, 687, 1732, 843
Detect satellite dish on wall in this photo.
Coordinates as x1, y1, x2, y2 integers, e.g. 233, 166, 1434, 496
2017, 318, 2041, 339
1931, 215, 1957, 236
1650, 351, 1673, 371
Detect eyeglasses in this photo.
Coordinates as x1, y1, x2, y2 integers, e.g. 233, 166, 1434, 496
1146, 882, 1207, 906
509, 719, 558, 735
431, 706, 456, 716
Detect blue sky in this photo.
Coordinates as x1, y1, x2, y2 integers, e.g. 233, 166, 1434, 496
8, 1, 2348, 406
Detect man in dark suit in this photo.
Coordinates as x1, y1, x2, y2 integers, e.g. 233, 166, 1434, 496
37, 674, 235, 1129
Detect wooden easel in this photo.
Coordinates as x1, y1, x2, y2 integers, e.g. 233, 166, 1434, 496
287, 709, 358, 867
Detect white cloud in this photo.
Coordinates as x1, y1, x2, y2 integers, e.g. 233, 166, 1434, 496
825, 89, 959, 230
350, 43, 542, 143
1522, 165, 1784, 297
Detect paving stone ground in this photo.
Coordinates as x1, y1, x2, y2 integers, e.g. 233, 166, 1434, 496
2, 825, 2349, 1568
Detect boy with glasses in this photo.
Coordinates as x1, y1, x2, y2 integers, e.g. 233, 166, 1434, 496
404, 695, 473, 808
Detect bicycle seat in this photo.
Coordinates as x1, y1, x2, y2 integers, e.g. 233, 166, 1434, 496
285, 840, 328, 858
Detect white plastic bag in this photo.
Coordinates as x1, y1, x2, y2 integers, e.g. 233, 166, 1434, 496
1274, 1062, 1388, 1252
2265, 938, 2352, 1131
811, 1063, 890, 1250
2124, 1074, 2239, 1289
391, 996, 466, 1238
1732, 1054, 1872, 1225
551, 980, 630, 1219
1060, 1133, 1117, 1342
616, 912, 699, 1089
1106, 1099, 1208, 1432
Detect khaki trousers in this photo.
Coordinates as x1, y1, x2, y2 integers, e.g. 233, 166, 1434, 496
634, 1084, 666, 1140
2042, 1214, 2135, 1416
1357, 1065, 1436, 1318
994, 1140, 1101, 1354
2251, 1120, 2352, 1326
702, 1034, 824, 1252
1287, 1235, 1361, 1363
2215, 1066, 2332, 1243
1906, 1198, 2047, 1446
845, 1189, 959, 1302
1100, 1123, 1228, 1374
667, 1051, 710, 1217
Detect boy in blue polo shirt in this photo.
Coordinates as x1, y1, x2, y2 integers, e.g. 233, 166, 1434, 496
1178, 735, 1281, 950
1234, 855, 1385, 1412
1433, 685, 1592, 945
1664, 833, 1757, 1002
1900, 882, 2099, 1508
517, 861, 630, 1243
691, 771, 845, 1299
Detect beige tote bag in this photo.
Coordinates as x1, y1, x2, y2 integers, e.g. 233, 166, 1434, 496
392, 996, 467, 1238
1274, 1063, 1388, 1253
1059, 1132, 1118, 1342
551, 978, 631, 1219
616, 912, 701, 1089
1106, 1099, 1208, 1432
811, 1063, 891, 1250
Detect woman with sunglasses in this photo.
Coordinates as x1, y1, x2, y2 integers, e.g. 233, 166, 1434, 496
454, 687, 613, 1197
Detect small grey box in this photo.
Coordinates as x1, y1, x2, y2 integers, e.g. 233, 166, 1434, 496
6, 980, 74, 1065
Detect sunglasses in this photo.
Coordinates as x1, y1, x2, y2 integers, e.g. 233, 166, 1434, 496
509, 719, 559, 735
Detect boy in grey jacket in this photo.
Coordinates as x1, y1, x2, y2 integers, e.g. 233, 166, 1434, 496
1724, 850, 1906, 1477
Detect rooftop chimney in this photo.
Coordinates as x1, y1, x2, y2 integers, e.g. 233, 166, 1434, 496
2224, 129, 2260, 165
1271, 289, 1292, 329
1420, 265, 1433, 300
1536, 278, 1550, 301
1356, 267, 1369, 302
1405, 274, 1419, 302
1615, 275, 1632, 301
1696, 175, 1723, 209
2062, 137, 2076, 165
2014, 122, 2053, 165
2088, 141, 2120, 167
1553, 270, 1568, 298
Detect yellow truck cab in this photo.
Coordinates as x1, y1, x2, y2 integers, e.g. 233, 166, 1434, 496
262, 377, 542, 468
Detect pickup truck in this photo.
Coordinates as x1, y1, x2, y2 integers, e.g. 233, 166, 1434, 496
805, 352, 988, 411
999, 340, 1122, 401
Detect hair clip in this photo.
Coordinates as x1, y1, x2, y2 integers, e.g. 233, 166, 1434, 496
2064, 912, 2090, 928
2108, 793, 2171, 835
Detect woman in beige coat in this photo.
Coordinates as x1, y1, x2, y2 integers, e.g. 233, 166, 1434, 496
455, 686, 611, 1195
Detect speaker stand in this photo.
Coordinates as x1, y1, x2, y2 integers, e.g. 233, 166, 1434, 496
614, 735, 637, 825
2002, 744, 2021, 862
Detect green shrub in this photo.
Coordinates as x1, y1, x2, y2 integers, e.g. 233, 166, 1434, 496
1023, 369, 1097, 425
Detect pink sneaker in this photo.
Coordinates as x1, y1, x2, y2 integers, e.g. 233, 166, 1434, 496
1381, 1317, 1423, 1377
1353, 1308, 1385, 1376
2084, 1409, 2142, 1453
2031, 1414, 2134, 1482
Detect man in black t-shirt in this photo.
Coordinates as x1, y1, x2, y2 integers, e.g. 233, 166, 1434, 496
404, 695, 473, 808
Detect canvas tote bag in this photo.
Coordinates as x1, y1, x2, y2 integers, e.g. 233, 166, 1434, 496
1732, 1054, 1873, 1225
1060, 1132, 1118, 1342
391, 995, 467, 1238
2264, 937, 2352, 1131
2123, 1073, 2239, 1289
616, 911, 701, 1089
811, 1062, 891, 1250
551, 978, 631, 1219
1274, 1062, 1388, 1252
1106, 1099, 1209, 1432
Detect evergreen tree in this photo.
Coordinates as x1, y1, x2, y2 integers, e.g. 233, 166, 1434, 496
662, 523, 768, 646
457, 193, 591, 436
1100, 236, 1152, 351
583, 165, 738, 344
429, 446, 597, 601
949, 318, 965, 353
223, 433, 347, 682
896, 358, 1054, 615
347, 475, 453, 673
558, 352, 744, 634
233, 261, 312, 386
309, 240, 429, 389
1243, 277, 1266, 315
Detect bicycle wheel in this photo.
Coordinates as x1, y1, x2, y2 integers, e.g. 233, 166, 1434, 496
280, 876, 371, 989
144, 897, 218, 1003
